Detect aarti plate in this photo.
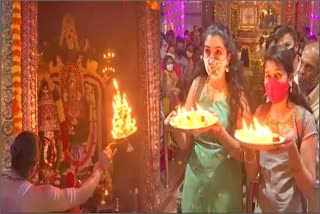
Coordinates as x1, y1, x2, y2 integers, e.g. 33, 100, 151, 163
169, 114, 218, 134
235, 130, 285, 151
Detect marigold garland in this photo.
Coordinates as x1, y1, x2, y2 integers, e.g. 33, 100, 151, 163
11, 1, 22, 136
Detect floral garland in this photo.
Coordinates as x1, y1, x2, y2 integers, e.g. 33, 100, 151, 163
11, 1, 23, 136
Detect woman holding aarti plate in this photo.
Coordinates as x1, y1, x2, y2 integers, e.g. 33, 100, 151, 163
165, 23, 252, 213
244, 45, 318, 213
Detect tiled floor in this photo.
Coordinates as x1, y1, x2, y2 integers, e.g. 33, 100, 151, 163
160, 147, 191, 213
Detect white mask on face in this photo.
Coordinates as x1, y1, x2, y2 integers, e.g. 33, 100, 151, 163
186, 51, 193, 58
166, 63, 174, 71
203, 56, 228, 80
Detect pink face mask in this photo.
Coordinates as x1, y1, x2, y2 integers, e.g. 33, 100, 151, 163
264, 78, 289, 104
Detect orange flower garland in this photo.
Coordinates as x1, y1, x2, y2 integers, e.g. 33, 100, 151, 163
11, 1, 23, 136
147, 1, 160, 11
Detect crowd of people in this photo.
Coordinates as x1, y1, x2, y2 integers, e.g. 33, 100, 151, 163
162, 23, 319, 213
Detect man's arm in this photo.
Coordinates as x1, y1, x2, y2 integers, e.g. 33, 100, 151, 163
30, 167, 103, 212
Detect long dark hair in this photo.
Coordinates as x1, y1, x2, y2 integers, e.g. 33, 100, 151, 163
10, 131, 40, 178
194, 23, 252, 133
263, 45, 312, 113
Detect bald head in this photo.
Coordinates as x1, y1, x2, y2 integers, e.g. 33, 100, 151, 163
302, 42, 319, 63
299, 42, 319, 95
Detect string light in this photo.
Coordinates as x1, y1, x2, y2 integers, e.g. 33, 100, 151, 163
163, 1, 185, 36
308, 1, 319, 37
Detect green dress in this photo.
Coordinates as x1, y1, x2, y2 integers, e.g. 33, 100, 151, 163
181, 93, 243, 213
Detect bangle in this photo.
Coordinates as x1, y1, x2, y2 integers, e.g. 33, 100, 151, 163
97, 163, 105, 174
244, 149, 256, 164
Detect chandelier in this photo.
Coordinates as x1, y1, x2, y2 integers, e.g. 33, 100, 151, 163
101, 49, 116, 82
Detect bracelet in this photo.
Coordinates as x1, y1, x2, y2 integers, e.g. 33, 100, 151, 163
96, 163, 105, 174
244, 149, 256, 164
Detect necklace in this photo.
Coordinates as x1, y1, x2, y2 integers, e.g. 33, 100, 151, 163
203, 81, 228, 102
265, 108, 297, 135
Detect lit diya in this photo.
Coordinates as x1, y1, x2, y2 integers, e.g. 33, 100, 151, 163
108, 79, 137, 152
169, 106, 218, 133
111, 79, 137, 140
234, 118, 284, 151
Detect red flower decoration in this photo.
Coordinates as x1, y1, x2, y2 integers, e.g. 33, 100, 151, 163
66, 171, 75, 187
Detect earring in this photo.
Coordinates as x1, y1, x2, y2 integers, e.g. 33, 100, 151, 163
226, 65, 229, 73
289, 82, 292, 93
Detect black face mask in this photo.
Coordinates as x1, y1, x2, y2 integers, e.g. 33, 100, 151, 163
288, 47, 296, 58
298, 75, 318, 96
176, 49, 185, 56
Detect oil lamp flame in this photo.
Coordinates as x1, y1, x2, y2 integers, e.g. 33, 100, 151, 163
172, 104, 215, 129
112, 80, 137, 139
113, 79, 118, 90
242, 117, 273, 137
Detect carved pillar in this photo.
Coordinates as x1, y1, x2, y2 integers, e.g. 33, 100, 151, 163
283, 0, 296, 29
213, 1, 229, 26
137, 2, 160, 212
1, 0, 14, 171
0, 1, 38, 171
21, 1, 38, 133
296, 1, 309, 34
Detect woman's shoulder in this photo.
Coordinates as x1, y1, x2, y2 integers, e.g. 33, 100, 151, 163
255, 102, 271, 117
294, 105, 316, 125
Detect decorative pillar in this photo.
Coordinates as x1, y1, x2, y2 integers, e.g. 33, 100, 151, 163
296, 1, 309, 34
1, 0, 14, 171
138, 2, 160, 212
0, 1, 38, 171
21, 1, 38, 133
283, 0, 296, 28
162, 1, 185, 36
213, 1, 229, 26
202, 1, 214, 28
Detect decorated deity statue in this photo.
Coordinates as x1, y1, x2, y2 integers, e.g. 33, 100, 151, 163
60, 64, 87, 137
38, 14, 106, 194
38, 79, 61, 186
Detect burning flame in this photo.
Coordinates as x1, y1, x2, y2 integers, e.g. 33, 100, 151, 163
172, 105, 215, 128
111, 80, 137, 139
241, 117, 274, 137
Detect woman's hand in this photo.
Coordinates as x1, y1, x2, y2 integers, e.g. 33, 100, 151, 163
171, 88, 180, 95
267, 130, 297, 154
164, 110, 177, 126
208, 113, 223, 137
98, 146, 117, 171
